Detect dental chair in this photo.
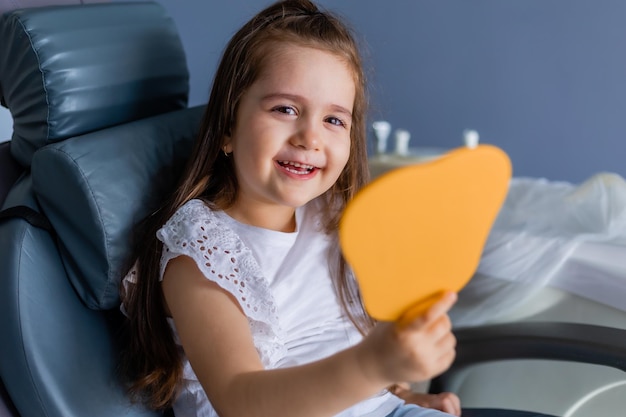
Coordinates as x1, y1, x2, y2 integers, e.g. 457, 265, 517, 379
0, 2, 624, 417
0, 2, 203, 416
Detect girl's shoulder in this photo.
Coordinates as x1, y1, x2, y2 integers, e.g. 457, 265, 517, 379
164, 198, 219, 228
159, 198, 238, 247
174, 198, 213, 217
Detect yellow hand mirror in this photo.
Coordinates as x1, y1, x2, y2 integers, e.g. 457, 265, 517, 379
339, 144, 511, 324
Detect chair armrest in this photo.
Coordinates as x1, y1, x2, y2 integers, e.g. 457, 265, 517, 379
431, 322, 626, 392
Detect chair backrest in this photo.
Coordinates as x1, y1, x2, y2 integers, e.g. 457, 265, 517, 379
0, 2, 203, 416
0, 141, 22, 206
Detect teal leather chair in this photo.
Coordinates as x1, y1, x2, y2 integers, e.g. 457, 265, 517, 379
0, 2, 202, 416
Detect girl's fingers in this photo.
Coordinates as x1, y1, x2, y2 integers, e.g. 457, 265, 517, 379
439, 392, 462, 416
403, 291, 457, 330
423, 291, 457, 323
433, 336, 456, 370
372, 292, 457, 383
428, 314, 452, 338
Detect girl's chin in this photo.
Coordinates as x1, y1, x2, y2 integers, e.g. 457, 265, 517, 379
279, 192, 324, 208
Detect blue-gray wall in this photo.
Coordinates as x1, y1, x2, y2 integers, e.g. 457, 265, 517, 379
0, 107, 10, 141
143, 1, 626, 183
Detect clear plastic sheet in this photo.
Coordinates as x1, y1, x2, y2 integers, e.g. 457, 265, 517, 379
451, 173, 626, 327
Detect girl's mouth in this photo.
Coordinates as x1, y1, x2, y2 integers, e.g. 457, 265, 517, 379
277, 160, 317, 175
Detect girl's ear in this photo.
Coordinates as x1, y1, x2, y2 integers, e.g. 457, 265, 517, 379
222, 138, 233, 154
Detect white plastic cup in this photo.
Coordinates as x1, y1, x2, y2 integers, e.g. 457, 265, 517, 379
463, 129, 479, 149
372, 120, 391, 155
394, 129, 411, 156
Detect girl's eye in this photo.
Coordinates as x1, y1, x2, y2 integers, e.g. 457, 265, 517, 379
273, 106, 297, 116
326, 116, 346, 128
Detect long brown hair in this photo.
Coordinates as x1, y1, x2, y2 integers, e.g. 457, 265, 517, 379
118, 0, 372, 410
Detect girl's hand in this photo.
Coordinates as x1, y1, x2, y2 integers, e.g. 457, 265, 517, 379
357, 292, 457, 386
389, 383, 462, 416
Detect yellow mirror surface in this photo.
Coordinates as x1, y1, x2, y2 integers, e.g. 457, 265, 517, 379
339, 145, 511, 322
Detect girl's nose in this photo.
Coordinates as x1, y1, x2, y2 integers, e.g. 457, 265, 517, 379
291, 119, 320, 150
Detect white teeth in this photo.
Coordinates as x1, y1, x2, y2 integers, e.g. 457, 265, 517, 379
278, 160, 315, 175
278, 160, 315, 170
284, 166, 310, 175
278, 161, 315, 174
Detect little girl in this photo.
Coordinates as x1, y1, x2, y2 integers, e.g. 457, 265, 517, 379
119, 1, 459, 416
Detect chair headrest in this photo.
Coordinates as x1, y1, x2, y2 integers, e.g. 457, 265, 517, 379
32, 106, 204, 310
0, 1, 189, 167
0, 0, 110, 17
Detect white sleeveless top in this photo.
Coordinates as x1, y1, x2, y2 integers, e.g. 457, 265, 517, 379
127, 198, 404, 417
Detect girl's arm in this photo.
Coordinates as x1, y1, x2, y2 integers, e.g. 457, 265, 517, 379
162, 255, 456, 417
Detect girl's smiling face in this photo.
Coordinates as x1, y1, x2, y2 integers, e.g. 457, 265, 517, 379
223, 44, 356, 231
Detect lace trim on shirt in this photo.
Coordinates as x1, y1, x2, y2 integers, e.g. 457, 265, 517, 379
156, 199, 286, 367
